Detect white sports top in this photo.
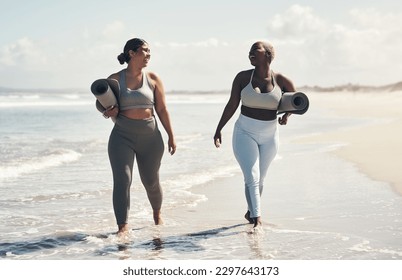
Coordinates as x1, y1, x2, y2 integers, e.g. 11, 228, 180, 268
240, 70, 282, 110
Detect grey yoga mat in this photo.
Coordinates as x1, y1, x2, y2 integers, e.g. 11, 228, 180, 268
91, 78, 120, 122
91, 78, 120, 108
277, 91, 309, 115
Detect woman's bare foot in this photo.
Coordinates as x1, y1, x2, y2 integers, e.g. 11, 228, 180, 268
246, 217, 263, 234
244, 211, 253, 224
253, 217, 262, 228
117, 223, 129, 235
153, 210, 163, 225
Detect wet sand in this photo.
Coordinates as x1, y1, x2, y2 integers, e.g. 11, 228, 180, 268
297, 90, 402, 195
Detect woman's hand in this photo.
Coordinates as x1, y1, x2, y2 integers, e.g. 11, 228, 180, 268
213, 131, 222, 148
168, 138, 177, 155
278, 112, 291, 125
103, 105, 119, 118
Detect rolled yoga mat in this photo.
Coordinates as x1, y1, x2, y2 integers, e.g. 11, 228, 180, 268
91, 79, 120, 121
277, 91, 309, 115
91, 78, 119, 108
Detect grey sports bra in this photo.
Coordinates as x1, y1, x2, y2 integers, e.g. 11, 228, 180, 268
119, 70, 154, 110
241, 70, 282, 110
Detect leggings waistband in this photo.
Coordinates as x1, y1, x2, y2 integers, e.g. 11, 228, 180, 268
114, 115, 158, 134
236, 114, 277, 134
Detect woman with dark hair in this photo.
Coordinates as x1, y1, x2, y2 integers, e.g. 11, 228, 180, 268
213, 41, 295, 230
101, 38, 176, 234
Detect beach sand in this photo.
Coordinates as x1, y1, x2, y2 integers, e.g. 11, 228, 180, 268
298, 90, 402, 195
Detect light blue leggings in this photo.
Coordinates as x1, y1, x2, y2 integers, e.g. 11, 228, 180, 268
232, 114, 279, 218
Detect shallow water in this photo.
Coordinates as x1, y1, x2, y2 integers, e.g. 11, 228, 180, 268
0, 90, 401, 260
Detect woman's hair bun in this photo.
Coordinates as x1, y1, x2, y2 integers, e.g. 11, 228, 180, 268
117, 53, 126, 65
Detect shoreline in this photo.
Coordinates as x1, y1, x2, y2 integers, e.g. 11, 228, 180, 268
189, 172, 248, 226
298, 91, 402, 196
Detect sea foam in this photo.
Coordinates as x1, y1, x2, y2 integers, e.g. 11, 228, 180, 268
0, 149, 82, 180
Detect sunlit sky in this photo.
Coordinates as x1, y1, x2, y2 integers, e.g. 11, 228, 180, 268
1, 0, 401, 91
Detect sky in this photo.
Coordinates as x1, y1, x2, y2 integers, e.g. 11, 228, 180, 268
1, 0, 402, 91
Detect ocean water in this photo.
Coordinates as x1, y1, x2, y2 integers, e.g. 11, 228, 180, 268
0, 89, 401, 260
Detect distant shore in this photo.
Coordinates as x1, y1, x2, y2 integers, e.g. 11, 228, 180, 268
298, 81, 402, 93
2, 80, 402, 95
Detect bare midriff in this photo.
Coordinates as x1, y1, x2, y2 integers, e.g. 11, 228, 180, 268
241, 105, 277, 121
120, 108, 154, 119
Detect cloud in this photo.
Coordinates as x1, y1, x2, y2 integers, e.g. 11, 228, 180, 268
268, 5, 327, 40
2, 5, 401, 90
0, 37, 53, 87
102, 20, 126, 39
0, 37, 48, 68
266, 5, 402, 86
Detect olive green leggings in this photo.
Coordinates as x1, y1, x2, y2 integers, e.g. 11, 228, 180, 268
108, 115, 164, 225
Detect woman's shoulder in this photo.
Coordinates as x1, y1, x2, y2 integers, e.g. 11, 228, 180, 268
273, 71, 286, 80
273, 71, 296, 92
145, 71, 163, 87
145, 71, 160, 81
231, 69, 253, 91
107, 69, 124, 80
234, 69, 253, 82
144, 71, 163, 92
237, 69, 253, 77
